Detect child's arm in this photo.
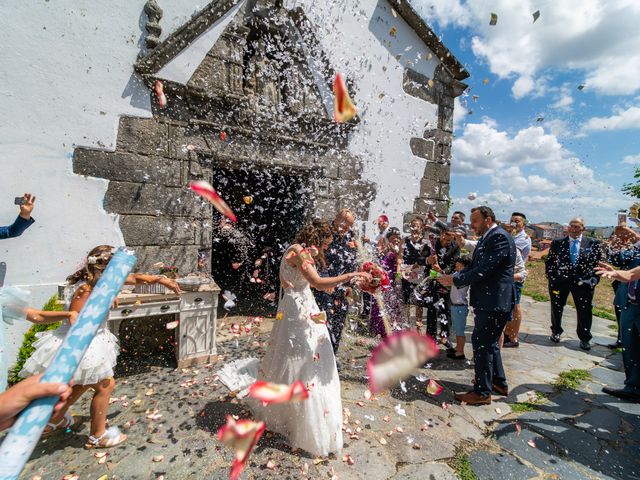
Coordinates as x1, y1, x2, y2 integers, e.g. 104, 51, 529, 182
125, 273, 182, 294
25, 309, 78, 325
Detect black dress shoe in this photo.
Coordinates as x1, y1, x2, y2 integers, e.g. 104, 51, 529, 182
607, 340, 622, 349
446, 351, 466, 360
503, 340, 520, 348
579, 341, 591, 351
602, 387, 640, 402
550, 334, 561, 343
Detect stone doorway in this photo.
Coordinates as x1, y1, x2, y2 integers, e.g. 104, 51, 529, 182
209, 163, 312, 313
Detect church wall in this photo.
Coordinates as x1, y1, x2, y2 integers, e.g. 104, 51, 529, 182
0, 0, 457, 363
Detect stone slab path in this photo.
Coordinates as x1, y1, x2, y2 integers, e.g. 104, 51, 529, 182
7, 296, 638, 480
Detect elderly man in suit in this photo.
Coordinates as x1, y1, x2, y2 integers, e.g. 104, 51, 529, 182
438, 206, 516, 405
546, 217, 602, 350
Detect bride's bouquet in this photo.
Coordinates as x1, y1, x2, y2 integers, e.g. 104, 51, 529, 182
357, 261, 389, 294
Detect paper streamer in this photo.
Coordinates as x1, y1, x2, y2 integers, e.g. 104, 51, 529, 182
0, 247, 136, 480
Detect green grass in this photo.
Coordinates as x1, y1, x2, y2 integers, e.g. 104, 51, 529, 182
449, 450, 478, 480
8, 294, 62, 385
593, 308, 617, 322
552, 369, 591, 390
511, 391, 549, 413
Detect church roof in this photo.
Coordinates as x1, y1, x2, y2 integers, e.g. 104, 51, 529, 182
136, 0, 469, 82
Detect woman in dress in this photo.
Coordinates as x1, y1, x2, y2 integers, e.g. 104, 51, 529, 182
249, 219, 370, 457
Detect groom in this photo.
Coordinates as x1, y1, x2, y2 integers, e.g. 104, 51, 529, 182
315, 208, 357, 357
438, 206, 516, 405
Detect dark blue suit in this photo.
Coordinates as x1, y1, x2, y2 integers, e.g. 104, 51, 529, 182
613, 257, 640, 394
314, 231, 357, 353
454, 225, 516, 397
0, 216, 34, 240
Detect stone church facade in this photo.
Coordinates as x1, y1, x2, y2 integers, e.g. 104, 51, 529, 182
72, 0, 468, 274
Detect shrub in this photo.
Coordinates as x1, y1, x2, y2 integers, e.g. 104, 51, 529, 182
8, 294, 62, 385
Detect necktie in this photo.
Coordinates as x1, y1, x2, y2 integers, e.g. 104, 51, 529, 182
570, 240, 579, 265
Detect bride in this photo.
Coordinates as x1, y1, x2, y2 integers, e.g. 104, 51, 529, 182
220, 219, 370, 457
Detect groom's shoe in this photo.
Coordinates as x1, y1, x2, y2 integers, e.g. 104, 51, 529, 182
455, 391, 491, 405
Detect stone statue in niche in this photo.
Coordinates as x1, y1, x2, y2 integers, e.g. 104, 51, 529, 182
242, 38, 281, 113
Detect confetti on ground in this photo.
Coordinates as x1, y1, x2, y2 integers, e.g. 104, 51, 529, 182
427, 379, 444, 396
528, 439, 537, 448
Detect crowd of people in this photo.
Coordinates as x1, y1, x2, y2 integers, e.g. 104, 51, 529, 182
1, 193, 639, 466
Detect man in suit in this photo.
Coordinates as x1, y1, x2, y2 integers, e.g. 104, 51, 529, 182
0, 193, 36, 240
438, 206, 516, 405
545, 217, 602, 350
314, 208, 357, 356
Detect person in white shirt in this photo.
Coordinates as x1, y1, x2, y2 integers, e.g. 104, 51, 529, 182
448, 255, 471, 360
503, 213, 531, 348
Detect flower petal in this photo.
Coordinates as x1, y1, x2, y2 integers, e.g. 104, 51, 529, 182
367, 331, 438, 393
426, 379, 444, 396
189, 180, 237, 222
333, 73, 357, 123
248, 381, 309, 405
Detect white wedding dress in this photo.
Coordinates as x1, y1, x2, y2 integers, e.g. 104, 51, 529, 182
218, 248, 343, 457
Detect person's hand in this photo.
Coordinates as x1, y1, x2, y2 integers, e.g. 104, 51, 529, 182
453, 231, 465, 249
427, 254, 438, 266
432, 263, 443, 273
231, 262, 243, 270
0, 374, 72, 431
18, 193, 36, 220
68, 311, 79, 325
426, 211, 437, 223
160, 278, 182, 294
352, 271, 372, 282
362, 235, 370, 244
595, 262, 617, 279
437, 274, 454, 287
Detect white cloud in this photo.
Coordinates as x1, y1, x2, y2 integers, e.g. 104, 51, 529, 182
413, 0, 640, 97
622, 154, 640, 165
450, 119, 629, 224
582, 106, 640, 132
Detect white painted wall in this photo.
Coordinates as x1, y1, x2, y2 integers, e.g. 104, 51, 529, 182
0, 0, 442, 363
0, 1, 209, 362
288, 0, 440, 235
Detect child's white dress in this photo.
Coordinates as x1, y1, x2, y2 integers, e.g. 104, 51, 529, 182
20, 282, 119, 385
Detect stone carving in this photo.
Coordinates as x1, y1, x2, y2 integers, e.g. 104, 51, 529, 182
144, 0, 163, 50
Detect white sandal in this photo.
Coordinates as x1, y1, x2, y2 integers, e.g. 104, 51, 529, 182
43, 412, 75, 436
85, 426, 127, 449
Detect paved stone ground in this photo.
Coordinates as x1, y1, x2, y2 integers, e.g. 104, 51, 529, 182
8, 297, 639, 480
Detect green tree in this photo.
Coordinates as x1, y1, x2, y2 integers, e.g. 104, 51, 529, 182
623, 166, 640, 198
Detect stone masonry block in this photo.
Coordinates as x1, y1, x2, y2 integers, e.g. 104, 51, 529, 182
74, 149, 182, 186
116, 117, 169, 156
119, 215, 197, 246
105, 182, 212, 219
423, 161, 451, 184
410, 137, 436, 161
130, 245, 200, 275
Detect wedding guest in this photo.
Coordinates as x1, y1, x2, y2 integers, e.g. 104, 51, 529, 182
399, 217, 431, 327
596, 262, 640, 402
369, 227, 403, 337
314, 209, 358, 355
0, 193, 36, 240
424, 226, 460, 344
503, 214, 531, 348
546, 217, 602, 350
426, 211, 468, 236
439, 206, 516, 405
605, 226, 640, 348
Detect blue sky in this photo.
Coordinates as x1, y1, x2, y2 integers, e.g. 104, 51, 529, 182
412, 0, 640, 226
